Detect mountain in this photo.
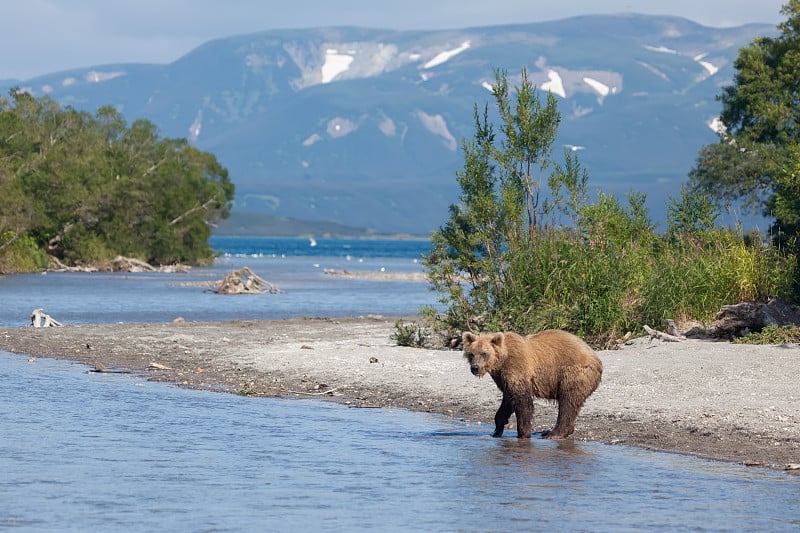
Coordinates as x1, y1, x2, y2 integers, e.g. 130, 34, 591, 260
4, 15, 775, 234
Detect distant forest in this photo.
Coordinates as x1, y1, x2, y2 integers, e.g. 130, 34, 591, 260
0, 91, 234, 272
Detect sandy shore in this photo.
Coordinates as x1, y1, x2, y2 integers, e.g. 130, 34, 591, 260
1, 316, 799, 471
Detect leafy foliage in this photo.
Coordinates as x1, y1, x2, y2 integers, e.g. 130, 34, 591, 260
391, 320, 431, 348
733, 324, 800, 345
0, 92, 233, 271
425, 69, 798, 346
689, 0, 800, 250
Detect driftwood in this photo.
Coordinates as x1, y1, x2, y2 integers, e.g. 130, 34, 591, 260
685, 296, 800, 339
48, 255, 97, 272
110, 255, 156, 272
643, 324, 685, 342
644, 297, 800, 341
47, 255, 189, 273
30, 309, 63, 328
210, 267, 281, 295
147, 362, 174, 370
107, 256, 190, 273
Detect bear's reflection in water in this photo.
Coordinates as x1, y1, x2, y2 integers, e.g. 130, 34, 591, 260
480, 434, 597, 475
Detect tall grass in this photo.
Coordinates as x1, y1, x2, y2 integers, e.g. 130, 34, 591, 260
640, 231, 795, 326
425, 211, 798, 347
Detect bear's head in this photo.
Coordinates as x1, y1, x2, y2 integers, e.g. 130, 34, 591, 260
462, 331, 505, 377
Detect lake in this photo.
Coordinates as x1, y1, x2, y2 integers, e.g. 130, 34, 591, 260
0, 237, 434, 327
1, 237, 798, 531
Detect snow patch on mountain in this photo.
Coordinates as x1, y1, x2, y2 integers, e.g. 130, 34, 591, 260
287, 42, 414, 88
583, 77, 610, 97
416, 111, 457, 151
644, 44, 678, 55
423, 41, 471, 69
322, 49, 355, 83
327, 117, 357, 138
639, 61, 670, 81
378, 117, 396, 136
541, 70, 566, 98
189, 111, 202, 142
698, 59, 718, 75
693, 53, 719, 76
303, 133, 323, 146
85, 70, 126, 83
530, 58, 623, 101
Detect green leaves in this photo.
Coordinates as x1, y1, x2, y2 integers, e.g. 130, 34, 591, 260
424, 68, 573, 333
691, 1, 800, 244
666, 184, 721, 237
425, 62, 799, 345
0, 91, 234, 270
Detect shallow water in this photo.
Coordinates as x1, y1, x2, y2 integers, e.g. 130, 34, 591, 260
0, 237, 433, 327
2, 237, 800, 531
2, 353, 798, 532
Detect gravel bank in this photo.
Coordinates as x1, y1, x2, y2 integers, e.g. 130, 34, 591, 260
1, 317, 798, 471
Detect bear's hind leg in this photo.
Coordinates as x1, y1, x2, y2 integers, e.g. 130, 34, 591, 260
545, 365, 600, 438
546, 398, 581, 438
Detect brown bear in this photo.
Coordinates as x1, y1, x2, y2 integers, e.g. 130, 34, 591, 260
462, 329, 602, 439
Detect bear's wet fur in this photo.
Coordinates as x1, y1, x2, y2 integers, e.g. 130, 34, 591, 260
462, 329, 602, 439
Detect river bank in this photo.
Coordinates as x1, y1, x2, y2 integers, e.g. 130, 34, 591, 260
1, 316, 798, 471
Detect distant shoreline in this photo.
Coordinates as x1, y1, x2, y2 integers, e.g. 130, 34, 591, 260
212, 233, 431, 241
1, 317, 798, 472
212, 211, 431, 241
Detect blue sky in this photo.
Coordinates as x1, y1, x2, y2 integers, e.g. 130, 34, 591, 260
1, 0, 787, 80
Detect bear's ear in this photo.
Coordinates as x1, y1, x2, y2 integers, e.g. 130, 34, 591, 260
490, 332, 504, 347
462, 331, 477, 346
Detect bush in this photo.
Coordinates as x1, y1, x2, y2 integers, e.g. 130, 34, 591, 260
733, 324, 800, 345
391, 320, 431, 348
0, 232, 49, 273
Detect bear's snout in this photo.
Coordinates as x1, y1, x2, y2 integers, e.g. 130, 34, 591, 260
470, 364, 482, 376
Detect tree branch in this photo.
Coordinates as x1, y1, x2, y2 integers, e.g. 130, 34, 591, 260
169, 198, 217, 226
0, 231, 19, 252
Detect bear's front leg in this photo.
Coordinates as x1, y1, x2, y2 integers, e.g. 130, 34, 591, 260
493, 393, 513, 437
514, 395, 534, 439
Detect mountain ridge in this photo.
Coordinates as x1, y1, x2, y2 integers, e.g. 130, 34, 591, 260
3, 15, 776, 233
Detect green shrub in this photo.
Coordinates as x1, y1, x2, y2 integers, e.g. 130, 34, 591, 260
391, 320, 431, 348
0, 232, 48, 273
733, 324, 800, 345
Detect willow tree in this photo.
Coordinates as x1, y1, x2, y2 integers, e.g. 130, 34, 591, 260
424, 68, 582, 332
